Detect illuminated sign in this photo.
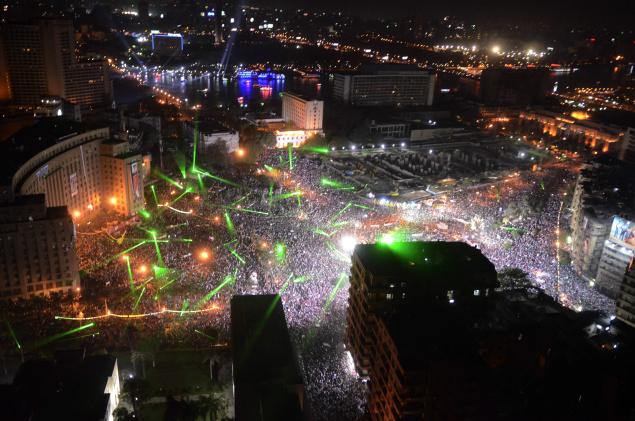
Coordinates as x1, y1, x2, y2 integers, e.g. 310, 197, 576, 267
69, 173, 78, 197
609, 216, 635, 249
131, 162, 141, 199
236, 70, 285, 80
151, 33, 184, 51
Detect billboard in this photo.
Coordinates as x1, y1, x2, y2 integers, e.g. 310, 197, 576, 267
131, 162, 141, 199
609, 216, 635, 248
69, 173, 78, 197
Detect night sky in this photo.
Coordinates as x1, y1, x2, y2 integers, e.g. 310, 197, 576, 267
254, 0, 633, 25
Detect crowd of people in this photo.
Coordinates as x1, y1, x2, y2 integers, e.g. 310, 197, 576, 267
0, 149, 614, 420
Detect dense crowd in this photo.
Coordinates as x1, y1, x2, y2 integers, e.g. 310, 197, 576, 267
0, 151, 614, 420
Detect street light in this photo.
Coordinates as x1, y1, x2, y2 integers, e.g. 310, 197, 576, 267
198, 250, 210, 261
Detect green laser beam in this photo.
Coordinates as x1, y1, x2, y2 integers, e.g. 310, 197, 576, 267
150, 185, 159, 206
5, 319, 21, 350
197, 270, 237, 308
170, 187, 192, 206
274, 242, 286, 264
154, 170, 184, 189
193, 168, 240, 187
56, 331, 100, 343
224, 211, 235, 236
180, 299, 190, 317
197, 173, 205, 191
35, 322, 95, 348
224, 206, 269, 215
149, 230, 164, 266
272, 191, 303, 201
174, 151, 187, 179
330, 202, 352, 223
313, 228, 332, 237
229, 248, 246, 265
159, 277, 177, 291
153, 265, 170, 278
268, 182, 274, 208
326, 241, 351, 263
292, 275, 310, 284
231, 195, 249, 206
194, 329, 215, 341
301, 145, 329, 155
323, 273, 348, 313
192, 119, 199, 171
320, 178, 355, 190
352, 203, 373, 210
125, 257, 134, 292
288, 143, 294, 170
133, 286, 146, 312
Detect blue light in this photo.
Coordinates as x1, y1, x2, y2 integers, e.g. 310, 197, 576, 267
236, 71, 285, 80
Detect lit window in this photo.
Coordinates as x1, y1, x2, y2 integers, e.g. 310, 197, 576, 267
474, 289, 480, 296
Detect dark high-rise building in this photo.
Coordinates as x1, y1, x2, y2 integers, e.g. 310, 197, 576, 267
347, 241, 627, 420
616, 265, 635, 329
137, 0, 149, 20
214, 0, 224, 46
151, 33, 184, 57
231, 294, 306, 421
0, 19, 109, 111
0, 194, 80, 299
333, 65, 436, 107
479, 67, 550, 106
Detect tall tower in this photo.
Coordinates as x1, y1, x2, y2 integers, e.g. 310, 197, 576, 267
138, 0, 149, 21
214, 0, 224, 46
0, 18, 109, 111
1, 19, 75, 104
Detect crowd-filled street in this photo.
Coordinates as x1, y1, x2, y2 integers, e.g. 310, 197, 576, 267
0, 149, 613, 420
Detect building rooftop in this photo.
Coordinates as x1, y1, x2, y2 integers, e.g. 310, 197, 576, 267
353, 241, 499, 292
0, 118, 90, 185
282, 91, 320, 102
381, 287, 604, 371
578, 157, 635, 221
231, 294, 304, 421
189, 119, 234, 134
337, 64, 430, 75
9, 354, 117, 421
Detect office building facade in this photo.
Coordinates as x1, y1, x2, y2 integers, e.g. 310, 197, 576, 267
278, 92, 323, 148
334, 65, 436, 107
0, 19, 109, 110
100, 141, 147, 216
347, 241, 624, 420
618, 127, 635, 164
570, 158, 635, 297
596, 216, 635, 297
281, 92, 324, 132
2, 120, 149, 218
0, 194, 79, 299
616, 266, 635, 329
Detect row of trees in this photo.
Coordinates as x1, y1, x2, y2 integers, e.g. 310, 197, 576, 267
115, 378, 227, 421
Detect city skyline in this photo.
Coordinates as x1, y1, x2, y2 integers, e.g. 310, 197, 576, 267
0, 1, 634, 420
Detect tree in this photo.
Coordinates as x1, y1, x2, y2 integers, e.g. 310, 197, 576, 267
197, 393, 225, 421
497, 267, 532, 290
122, 377, 152, 419
113, 407, 136, 421
138, 335, 161, 368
